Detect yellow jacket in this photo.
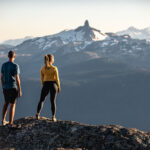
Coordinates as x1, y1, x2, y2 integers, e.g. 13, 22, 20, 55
40, 65, 60, 91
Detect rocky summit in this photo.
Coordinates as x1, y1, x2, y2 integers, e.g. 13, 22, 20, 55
0, 117, 150, 150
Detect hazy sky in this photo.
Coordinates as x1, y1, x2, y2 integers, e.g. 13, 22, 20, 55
0, 0, 150, 43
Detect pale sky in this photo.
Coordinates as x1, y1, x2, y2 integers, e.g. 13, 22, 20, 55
0, 0, 150, 43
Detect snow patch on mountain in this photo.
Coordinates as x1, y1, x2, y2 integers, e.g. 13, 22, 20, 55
43, 40, 57, 50
92, 30, 106, 41
51, 30, 85, 42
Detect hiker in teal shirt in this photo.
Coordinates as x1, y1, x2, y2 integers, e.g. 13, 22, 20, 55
1, 50, 22, 126
1, 60, 20, 89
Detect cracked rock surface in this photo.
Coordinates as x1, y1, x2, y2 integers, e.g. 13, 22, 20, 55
0, 116, 150, 150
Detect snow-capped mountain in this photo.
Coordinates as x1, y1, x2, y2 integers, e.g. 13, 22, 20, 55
2, 36, 33, 46
51, 20, 106, 43
13, 20, 107, 53
116, 26, 150, 40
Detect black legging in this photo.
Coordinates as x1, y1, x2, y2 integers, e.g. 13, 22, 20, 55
37, 81, 58, 116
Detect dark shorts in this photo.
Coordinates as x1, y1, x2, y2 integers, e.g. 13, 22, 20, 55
3, 88, 18, 104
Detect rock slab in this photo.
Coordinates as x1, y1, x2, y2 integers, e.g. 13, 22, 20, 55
0, 116, 150, 150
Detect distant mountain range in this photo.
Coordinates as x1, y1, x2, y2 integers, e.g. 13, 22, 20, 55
1, 36, 33, 46
0, 44, 14, 50
1, 23, 150, 47
116, 26, 150, 40
1, 20, 150, 67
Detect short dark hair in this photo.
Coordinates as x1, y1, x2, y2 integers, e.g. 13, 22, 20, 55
8, 50, 15, 58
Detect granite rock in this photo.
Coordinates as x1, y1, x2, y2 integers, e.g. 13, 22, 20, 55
0, 116, 150, 150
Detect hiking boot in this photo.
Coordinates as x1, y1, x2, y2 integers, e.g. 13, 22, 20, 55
2, 120, 9, 126
52, 116, 57, 122
36, 114, 40, 120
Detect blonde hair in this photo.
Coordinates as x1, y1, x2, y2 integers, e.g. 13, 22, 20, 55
44, 54, 54, 68
44, 55, 50, 68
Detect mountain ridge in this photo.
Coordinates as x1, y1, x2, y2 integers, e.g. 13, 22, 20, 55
1, 21, 150, 65
1, 36, 33, 46
116, 26, 150, 40
2, 24, 150, 47
1, 21, 149, 65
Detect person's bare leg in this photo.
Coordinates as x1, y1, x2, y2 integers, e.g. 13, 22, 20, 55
2, 102, 9, 125
9, 103, 16, 125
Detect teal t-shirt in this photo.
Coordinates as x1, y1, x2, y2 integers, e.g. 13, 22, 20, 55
1, 61, 20, 89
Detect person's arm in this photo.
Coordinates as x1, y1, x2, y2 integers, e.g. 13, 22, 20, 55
1, 64, 4, 89
14, 64, 22, 97
15, 74, 22, 97
1, 73, 3, 89
41, 67, 44, 86
55, 67, 61, 93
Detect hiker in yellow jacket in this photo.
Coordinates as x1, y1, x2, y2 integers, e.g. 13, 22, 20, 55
36, 54, 60, 122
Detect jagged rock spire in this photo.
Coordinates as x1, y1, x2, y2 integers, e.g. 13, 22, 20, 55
84, 20, 90, 27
